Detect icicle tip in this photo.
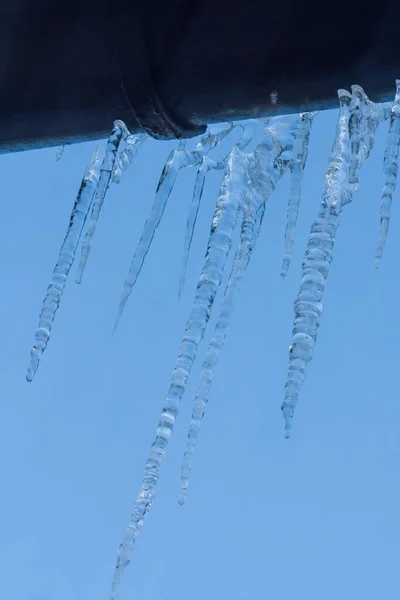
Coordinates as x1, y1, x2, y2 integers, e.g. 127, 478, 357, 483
281, 256, 290, 278
281, 404, 293, 439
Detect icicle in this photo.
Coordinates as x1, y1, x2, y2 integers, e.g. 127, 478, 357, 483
375, 79, 400, 268
110, 146, 247, 600
282, 87, 387, 437
26, 146, 101, 382
178, 156, 226, 296
75, 120, 127, 284
55, 145, 65, 162
281, 90, 352, 438
113, 124, 236, 331
179, 138, 292, 504
112, 133, 147, 184
281, 112, 317, 277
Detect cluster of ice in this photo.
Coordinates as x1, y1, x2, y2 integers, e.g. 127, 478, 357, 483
25, 83, 400, 598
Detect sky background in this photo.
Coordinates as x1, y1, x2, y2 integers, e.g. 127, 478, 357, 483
1, 107, 399, 600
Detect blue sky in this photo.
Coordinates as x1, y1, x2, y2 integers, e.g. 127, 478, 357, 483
1, 107, 399, 600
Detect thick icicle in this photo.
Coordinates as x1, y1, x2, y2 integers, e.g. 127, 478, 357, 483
26, 146, 101, 382
179, 138, 292, 504
110, 146, 247, 600
114, 124, 236, 331
112, 133, 147, 184
375, 79, 400, 268
75, 120, 127, 284
282, 90, 352, 438
281, 112, 317, 277
282, 87, 387, 437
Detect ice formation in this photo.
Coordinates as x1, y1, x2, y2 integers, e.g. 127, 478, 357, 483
25, 81, 400, 598
282, 86, 391, 437
75, 120, 129, 284
26, 146, 102, 382
375, 79, 400, 267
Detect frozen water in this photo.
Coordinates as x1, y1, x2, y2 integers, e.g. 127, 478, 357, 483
281, 112, 317, 276
375, 79, 400, 267
23, 78, 400, 599
26, 146, 101, 382
282, 86, 392, 437
179, 130, 294, 504
110, 144, 247, 600
112, 133, 147, 184
75, 120, 128, 284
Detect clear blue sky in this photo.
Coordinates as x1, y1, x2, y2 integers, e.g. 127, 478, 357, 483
1, 108, 399, 600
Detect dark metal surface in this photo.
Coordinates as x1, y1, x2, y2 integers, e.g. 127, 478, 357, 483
0, 0, 398, 152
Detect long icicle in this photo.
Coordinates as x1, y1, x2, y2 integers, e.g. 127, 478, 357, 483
113, 125, 236, 331
110, 146, 247, 600
179, 138, 291, 504
26, 146, 101, 382
75, 120, 127, 284
375, 79, 400, 268
281, 87, 388, 437
281, 112, 317, 277
281, 90, 352, 438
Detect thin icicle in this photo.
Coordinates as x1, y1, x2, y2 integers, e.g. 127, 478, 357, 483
281, 112, 317, 277
178, 156, 226, 296
179, 139, 291, 504
282, 90, 352, 438
282, 87, 387, 437
112, 133, 147, 184
375, 79, 400, 268
26, 146, 101, 382
75, 120, 127, 284
114, 124, 236, 331
55, 145, 65, 162
110, 146, 247, 600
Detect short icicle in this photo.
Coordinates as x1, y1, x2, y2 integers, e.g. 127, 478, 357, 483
375, 79, 400, 268
281, 112, 317, 277
281, 90, 352, 438
26, 146, 101, 382
75, 120, 127, 284
110, 146, 246, 600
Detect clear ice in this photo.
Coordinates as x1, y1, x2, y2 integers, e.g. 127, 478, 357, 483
26, 146, 102, 382
110, 144, 247, 600
375, 79, 400, 267
112, 132, 147, 184
110, 114, 314, 596
179, 123, 299, 504
75, 120, 127, 284
282, 86, 392, 437
281, 112, 317, 276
